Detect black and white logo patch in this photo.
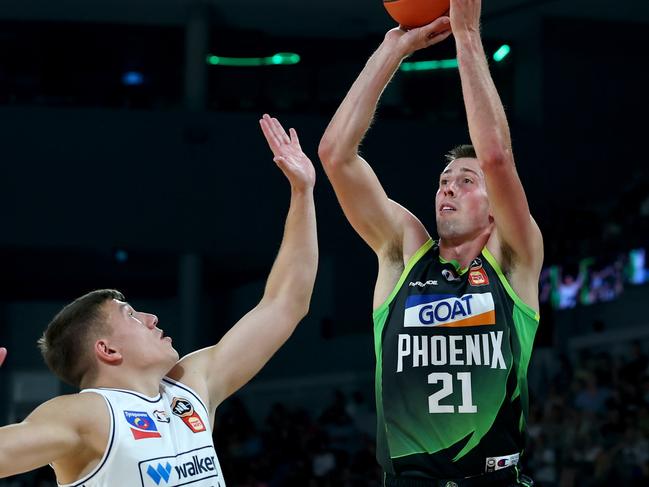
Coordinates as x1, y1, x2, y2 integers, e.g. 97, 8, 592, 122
442, 268, 461, 282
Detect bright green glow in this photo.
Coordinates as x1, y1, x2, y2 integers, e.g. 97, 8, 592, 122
493, 44, 511, 62
400, 58, 459, 72
206, 52, 300, 67
400, 44, 512, 72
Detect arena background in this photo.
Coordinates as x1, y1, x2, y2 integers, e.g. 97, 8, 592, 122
0, 0, 648, 485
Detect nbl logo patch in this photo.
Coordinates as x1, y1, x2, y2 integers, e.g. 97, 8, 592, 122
124, 411, 162, 440
171, 397, 206, 433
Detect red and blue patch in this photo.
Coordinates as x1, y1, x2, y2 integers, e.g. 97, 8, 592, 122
124, 410, 162, 440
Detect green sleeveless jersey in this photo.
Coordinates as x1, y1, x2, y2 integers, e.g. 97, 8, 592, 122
373, 239, 539, 478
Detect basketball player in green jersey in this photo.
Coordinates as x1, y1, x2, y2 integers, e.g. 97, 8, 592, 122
319, 0, 542, 486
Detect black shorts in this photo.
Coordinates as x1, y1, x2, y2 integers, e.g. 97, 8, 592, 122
384, 466, 534, 487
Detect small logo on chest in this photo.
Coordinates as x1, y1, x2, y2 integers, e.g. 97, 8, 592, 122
171, 397, 207, 433
153, 409, 171, 423
468, 257, 489, 286
469, 268, 489, 286
124, 411, 162, 440
441, 268, 461, 282
409, 280, 438, 288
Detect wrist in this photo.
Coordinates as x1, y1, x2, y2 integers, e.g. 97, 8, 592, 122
381, 33, 410, 61
453, 28, 482, 47
290, 184, 315, 196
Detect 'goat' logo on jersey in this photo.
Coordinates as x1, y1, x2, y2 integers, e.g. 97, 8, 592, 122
124, 411, 162, 440
403, 293, 495, 328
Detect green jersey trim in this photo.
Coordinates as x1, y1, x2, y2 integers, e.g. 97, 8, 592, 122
438, 255, 468, 275
372, 239, 434, 320
482, 247, 540, 323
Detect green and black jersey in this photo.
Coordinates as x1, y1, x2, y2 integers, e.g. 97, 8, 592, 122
373, 239, 539, 478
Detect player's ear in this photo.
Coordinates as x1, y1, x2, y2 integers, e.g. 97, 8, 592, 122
95, 339, 123, 365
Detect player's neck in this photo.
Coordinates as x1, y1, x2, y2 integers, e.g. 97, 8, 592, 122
86, 369, 164, 398
438, 233, 490, 269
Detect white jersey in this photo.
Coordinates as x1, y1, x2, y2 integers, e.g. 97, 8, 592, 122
59, 377, 225, 487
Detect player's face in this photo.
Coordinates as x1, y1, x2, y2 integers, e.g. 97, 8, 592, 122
435, 157, 492, 241
103, 299, 179, 369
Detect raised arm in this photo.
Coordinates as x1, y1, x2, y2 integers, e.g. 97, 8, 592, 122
451, 0, 542, 270
170, 116, 318, 412
318, 20, 452, 257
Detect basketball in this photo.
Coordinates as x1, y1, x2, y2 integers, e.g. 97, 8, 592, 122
383, 0, 451, 29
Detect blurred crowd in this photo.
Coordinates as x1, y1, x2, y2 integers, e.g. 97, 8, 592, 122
525, 343, 649, 487
214, 391, 382, 487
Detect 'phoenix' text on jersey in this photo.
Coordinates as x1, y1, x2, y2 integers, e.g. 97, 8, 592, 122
396, 331, 506, 372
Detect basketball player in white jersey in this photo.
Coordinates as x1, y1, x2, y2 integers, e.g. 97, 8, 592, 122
0, 115, 317, 487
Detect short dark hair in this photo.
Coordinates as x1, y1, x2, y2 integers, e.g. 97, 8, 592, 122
38, 289, 125, 388
445, 144, 477, 162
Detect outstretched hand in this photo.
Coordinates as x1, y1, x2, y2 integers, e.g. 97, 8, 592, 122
385, 16, 453, 56
0, 348, 6, 367
259, 114, 316, 191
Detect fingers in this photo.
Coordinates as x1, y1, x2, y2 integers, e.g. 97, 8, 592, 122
420, 16, 451, 36
263, 113, 290, 145
260, 113, 297, 156
289, 128, 301, 148
0, 347, 7, 367
259, 117, 277, 152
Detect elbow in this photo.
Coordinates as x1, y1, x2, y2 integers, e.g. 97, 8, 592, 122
318, 135, 352, 174
263, 293, 311, 323
478, 146, 511, 171
288, 298, 311, 323
318, 135, 337, 170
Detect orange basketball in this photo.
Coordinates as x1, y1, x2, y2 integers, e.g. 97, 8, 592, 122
383, 0, 451, 29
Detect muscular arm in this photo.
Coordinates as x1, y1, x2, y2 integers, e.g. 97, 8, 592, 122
0, 395, 95, 479
169, 117, 318, 412
318, 21, 452, 257
451, 0, 542, 269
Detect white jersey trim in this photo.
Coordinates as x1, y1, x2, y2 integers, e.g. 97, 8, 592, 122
58, 391, 117, 487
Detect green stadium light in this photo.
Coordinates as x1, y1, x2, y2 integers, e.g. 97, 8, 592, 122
401, 58, 459, 72
206, 52, 301, 67
400, 44, 512, 72
493, 44, 511, 62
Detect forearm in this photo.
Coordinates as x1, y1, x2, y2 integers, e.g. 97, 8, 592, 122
455, 31, 513, 163
262, 188, 318, 317
0, 421, 77, 478
320, 38, 405, 162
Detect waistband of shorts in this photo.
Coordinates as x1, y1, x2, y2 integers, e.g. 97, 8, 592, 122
384, 465, 517, 487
